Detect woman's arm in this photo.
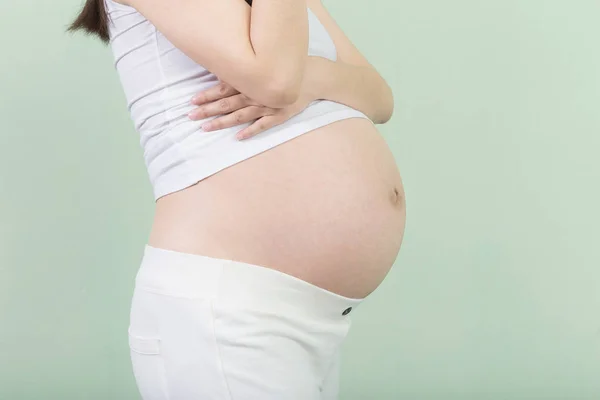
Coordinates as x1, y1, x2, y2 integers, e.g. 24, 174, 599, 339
125, 0, 309, 107
187, 0, 394, 137
304, 0, 394, 124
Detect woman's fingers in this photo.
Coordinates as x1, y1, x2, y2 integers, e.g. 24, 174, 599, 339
190, 81, 238, 105
236, 115, 286, 141
202, 106, 270, 131
190, 93, 257, 120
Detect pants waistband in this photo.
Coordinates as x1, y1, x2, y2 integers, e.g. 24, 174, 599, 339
136, 245, 364, 319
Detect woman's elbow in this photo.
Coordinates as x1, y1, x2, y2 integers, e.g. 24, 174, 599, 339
245, 62, 302, 107
379, 101, 394, 124
259, 75, 302, 108
376, 86, 395, 124
243, 82, 300, 109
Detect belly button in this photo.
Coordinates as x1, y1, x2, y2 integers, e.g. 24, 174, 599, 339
390, 187, 403, 207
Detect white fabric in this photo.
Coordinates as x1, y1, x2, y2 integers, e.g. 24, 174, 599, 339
104, 0, 372, 200
129, 245, 364, 399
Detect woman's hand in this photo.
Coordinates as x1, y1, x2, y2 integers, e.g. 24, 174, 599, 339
188, 81, 315, 141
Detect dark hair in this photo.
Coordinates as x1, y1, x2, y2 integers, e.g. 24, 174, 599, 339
67, 0, 110, 44
67, 0, 253, 44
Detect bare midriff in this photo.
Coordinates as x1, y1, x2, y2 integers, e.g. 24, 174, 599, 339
148, 117, 406, 299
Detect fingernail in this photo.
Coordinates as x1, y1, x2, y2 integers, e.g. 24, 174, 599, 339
202, 123, 211, 131
188, 111, 196, 120
190, 95, 199, 104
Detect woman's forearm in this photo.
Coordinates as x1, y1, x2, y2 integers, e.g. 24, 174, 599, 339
303, 56, 394, 124
250, 0, 309, 104
128, 0, 309, 108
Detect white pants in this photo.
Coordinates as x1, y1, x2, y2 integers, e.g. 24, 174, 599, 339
128, 245, 364, 400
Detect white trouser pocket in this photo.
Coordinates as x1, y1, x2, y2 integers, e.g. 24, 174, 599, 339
128, 331, 170, 400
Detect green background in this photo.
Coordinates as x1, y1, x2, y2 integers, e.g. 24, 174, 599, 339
1, 0, 599, 398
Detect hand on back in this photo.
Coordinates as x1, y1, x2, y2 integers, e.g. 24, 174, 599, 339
189, 81, 314, 141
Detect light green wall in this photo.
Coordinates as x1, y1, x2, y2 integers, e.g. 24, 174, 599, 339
1, 0, 599, 399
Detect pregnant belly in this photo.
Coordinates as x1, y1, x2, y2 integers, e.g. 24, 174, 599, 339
149, 117, 406, 299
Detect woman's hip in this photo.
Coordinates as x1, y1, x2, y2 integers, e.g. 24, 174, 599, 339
128, 244, 362, 399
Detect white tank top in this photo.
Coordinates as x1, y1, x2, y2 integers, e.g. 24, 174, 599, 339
104, 0, 371, 200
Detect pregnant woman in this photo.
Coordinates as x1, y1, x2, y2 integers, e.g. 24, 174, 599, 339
69, 0, 406, 398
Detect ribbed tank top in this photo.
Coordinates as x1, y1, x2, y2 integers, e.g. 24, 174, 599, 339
105, 0, 371, 200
